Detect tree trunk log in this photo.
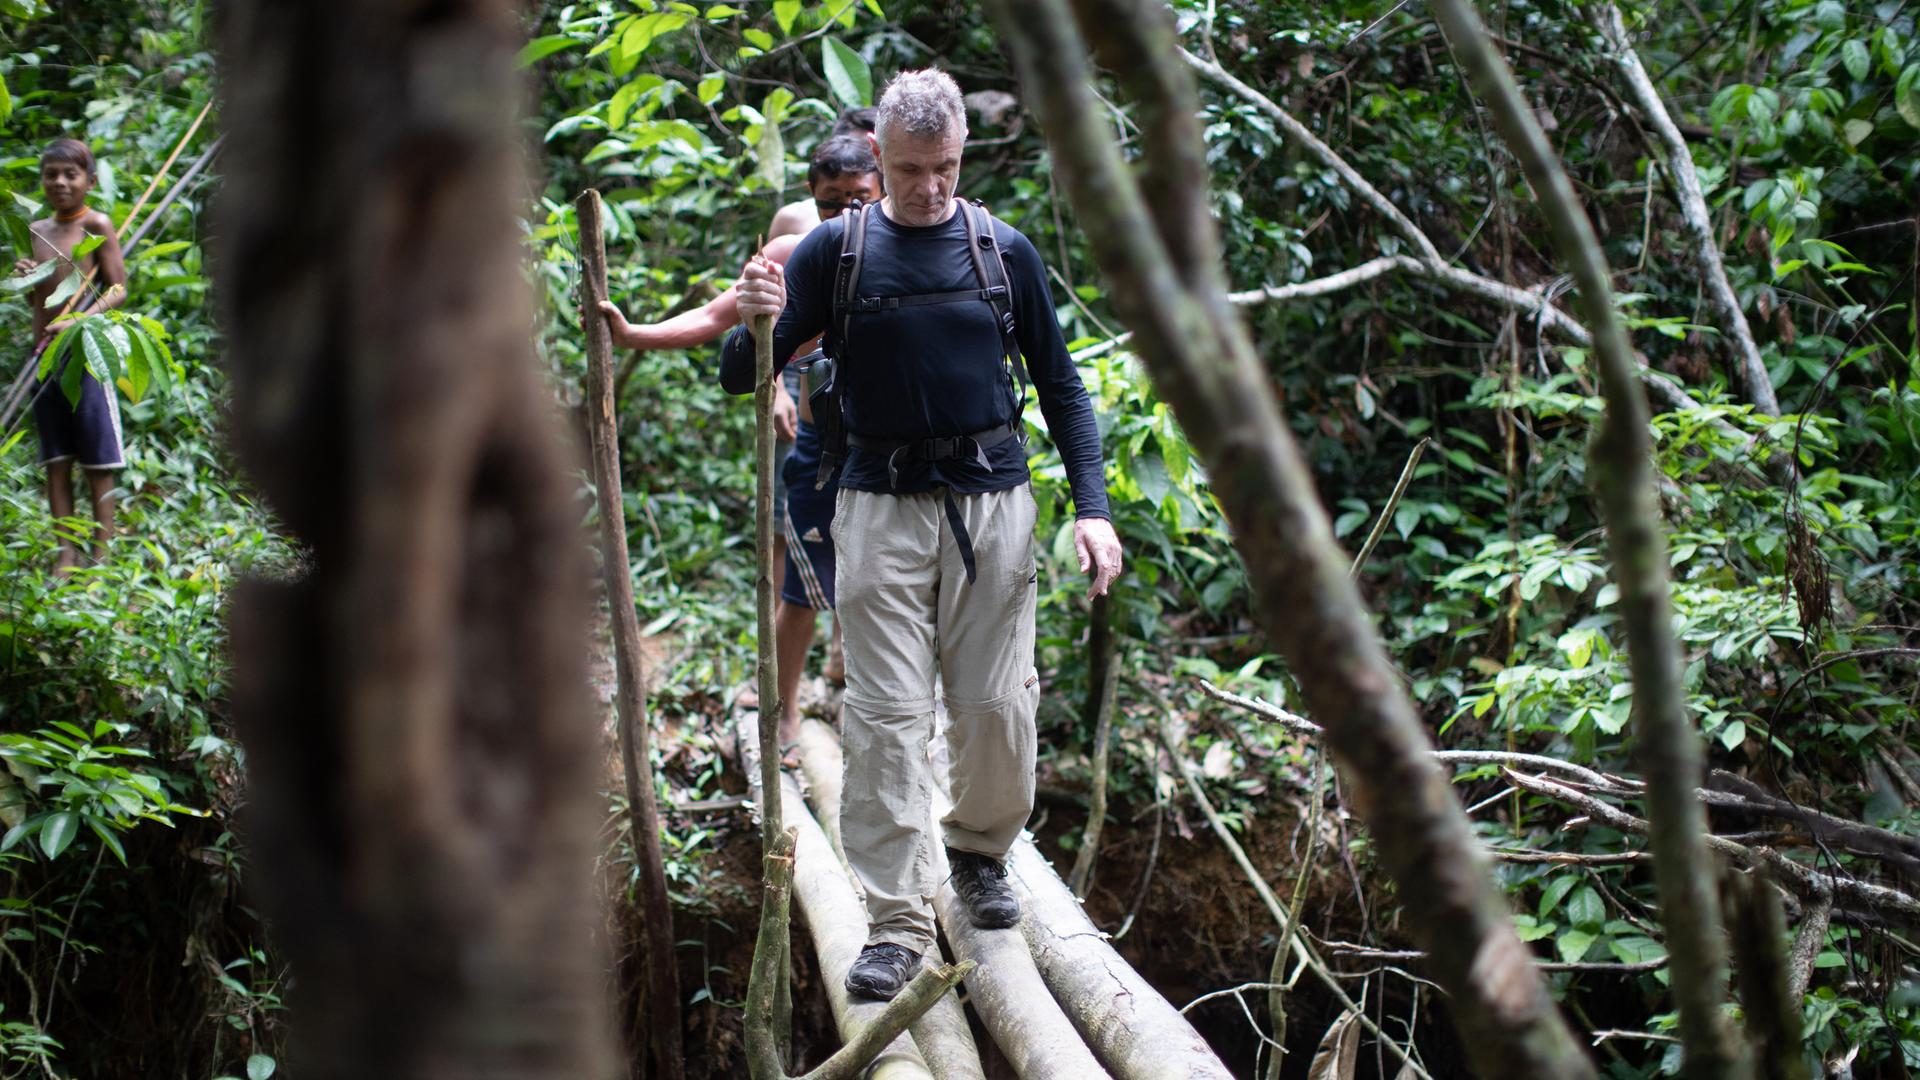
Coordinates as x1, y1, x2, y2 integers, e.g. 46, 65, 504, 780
1008, 842, 1236, 1080
983, 1, 1596, 1074
927, 808, 1114, 1080
796, 718, 854, 873
218, 1, 614, 1075
1596, 3, 1779, 416
578, 188, 683, 1080
1425, 4, 1743, 1076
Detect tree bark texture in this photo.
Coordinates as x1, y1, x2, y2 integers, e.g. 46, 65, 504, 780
1596, 3, 1780, 416
218, 2, 614, 1076
578, 189, 683, 1080
1007, 842, 1237, 1080
1724, 871, 1810, 1080
1425, 4, 1743, 1076
983, 1, 1596, 1075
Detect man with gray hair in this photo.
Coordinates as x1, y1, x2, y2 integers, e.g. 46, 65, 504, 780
721, 67, 1122, 1001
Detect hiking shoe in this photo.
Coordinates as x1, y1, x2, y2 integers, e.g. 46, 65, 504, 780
947, 847, 1020, 929
845, 942, 922, 1001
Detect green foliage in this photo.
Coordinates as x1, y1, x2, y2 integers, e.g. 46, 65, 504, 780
0, 5, 287, 1076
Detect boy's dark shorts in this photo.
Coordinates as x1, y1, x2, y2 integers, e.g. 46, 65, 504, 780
780, 421, 837, 610
33, 361, 125, 469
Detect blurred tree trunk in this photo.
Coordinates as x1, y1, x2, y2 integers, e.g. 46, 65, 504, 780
216, 2, 615, 1077
984, 0, 1597, 1076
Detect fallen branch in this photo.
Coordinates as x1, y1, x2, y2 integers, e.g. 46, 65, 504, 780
1786, 886, 1832, 1002
1504, 770, 1920, 927
1702, 770, 1920, 879
1319, 940, 1666, 975
1349, 438, 1430, 578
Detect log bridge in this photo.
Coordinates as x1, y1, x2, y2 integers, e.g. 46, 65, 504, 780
735, 707, 1233, 1080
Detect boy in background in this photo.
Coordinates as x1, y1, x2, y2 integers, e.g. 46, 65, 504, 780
13, 138, 128, 573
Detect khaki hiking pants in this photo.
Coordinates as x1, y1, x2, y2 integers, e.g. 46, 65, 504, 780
835, 485, 1040, 952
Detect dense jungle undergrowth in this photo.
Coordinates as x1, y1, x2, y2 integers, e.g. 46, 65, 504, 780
1, 0, 1919, 1076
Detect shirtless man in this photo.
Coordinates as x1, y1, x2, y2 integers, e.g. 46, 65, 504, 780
14, 138, 128, 573
600, 134, 881, 762
768, 106, 874, 242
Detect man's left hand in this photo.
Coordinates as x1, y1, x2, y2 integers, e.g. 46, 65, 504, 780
1074, 517, 1124, 599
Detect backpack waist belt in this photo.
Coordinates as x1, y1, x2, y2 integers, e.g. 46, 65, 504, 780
846, 421, 1023, 583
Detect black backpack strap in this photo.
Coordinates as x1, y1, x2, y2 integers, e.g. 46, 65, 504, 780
959, 199, 1026, 395
829, 203, 870, 357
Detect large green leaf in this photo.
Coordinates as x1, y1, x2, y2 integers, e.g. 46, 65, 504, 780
123, 325, 153, 402
1, 258, 55, 291
39, 810, 76, 859
1897, 65, 1920, 129
60, 324, 89, 405
43, 268, 84, 310
822, 38, 872, 108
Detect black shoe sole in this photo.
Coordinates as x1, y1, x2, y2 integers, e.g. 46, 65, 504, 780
846, 977, 905, 1002
969, 908, 1019, 930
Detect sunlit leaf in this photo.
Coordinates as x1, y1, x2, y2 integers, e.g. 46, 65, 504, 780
773, 0, 800, 34
515, 34, 581, 69
822, 37, 871, 107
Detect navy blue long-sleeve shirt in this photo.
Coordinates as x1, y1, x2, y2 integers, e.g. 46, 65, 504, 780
720, 205, 1110, 520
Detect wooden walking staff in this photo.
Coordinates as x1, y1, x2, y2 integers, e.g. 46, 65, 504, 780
574, 189, 684, 1080
744, 250, 796, 1073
